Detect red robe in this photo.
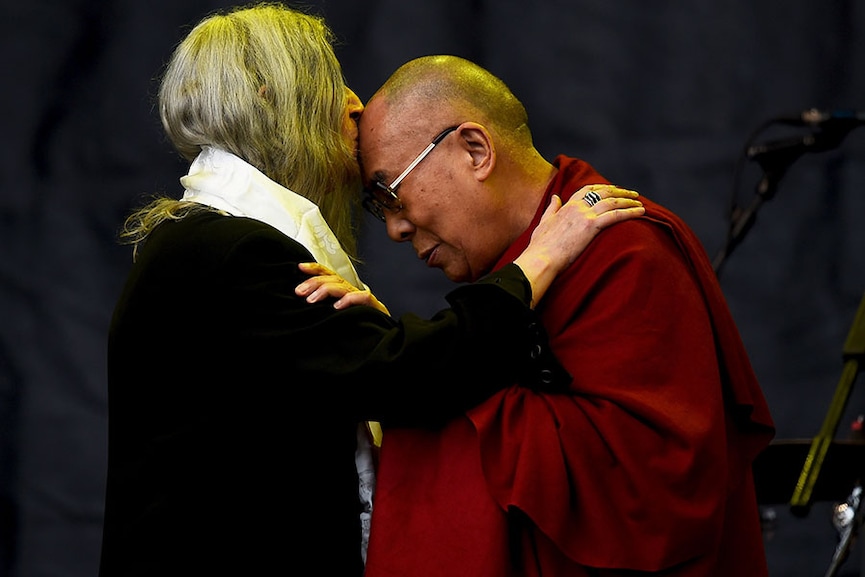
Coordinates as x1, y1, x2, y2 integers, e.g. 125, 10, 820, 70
364, 156, 775, 576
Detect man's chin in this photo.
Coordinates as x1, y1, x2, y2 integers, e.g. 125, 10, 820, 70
440, 266, 471, 284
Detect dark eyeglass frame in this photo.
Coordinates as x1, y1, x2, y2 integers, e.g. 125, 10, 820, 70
362, 125, 459, 222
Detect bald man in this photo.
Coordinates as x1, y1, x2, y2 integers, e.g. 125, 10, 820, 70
357, 55, 775, 577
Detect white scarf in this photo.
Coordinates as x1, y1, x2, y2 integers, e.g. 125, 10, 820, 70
180, 146, 377, 562
180, 145, 366, 290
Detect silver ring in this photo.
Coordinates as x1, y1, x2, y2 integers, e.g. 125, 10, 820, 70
583, 190, 602, 207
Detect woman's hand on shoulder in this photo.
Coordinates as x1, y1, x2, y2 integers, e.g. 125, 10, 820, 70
514, 184, 644, 307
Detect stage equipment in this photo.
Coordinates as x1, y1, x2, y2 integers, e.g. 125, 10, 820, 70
712, 108, 864, 275
790, 292, 865, 576
725, 108, 865, 575
755, 292, 865, 576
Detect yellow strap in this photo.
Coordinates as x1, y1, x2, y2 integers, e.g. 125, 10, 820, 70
366, 421, 383, 448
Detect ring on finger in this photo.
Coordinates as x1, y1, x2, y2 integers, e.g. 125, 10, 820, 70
583, 190, 602, 207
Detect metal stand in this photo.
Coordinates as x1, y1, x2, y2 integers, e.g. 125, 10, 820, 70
790, 292, 865, 516
715, 111, 865, 572
713, 118, 862, 275
711, 144, 799, 274
783, 291, 865, 576
826, 484, 863, 577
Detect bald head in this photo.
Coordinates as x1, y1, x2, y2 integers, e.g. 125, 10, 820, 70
368, 55, 532, 146
357, 55, 557, 284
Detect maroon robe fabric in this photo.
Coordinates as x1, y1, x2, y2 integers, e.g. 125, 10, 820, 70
364, 156, 775, 576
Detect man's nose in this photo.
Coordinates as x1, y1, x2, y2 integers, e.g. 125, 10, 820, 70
384, 213, 414, 243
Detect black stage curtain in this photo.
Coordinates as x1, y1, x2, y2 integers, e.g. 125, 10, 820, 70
1, 1, 863, 575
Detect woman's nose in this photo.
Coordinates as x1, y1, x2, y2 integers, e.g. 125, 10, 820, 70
346, 87, 364, 119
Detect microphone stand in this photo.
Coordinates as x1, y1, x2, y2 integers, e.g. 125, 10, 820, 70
713, 112, 865, 572
711, 139, 807, 272
712, 123, 860, 274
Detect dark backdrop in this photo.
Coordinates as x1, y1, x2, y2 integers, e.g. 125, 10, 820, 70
1, 1, 864, 576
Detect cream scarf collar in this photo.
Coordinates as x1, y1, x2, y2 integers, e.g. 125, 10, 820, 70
179, 145, 377, 563
180, 145, 366, 290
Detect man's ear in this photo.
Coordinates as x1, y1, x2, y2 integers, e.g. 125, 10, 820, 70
455, 122, 495, 181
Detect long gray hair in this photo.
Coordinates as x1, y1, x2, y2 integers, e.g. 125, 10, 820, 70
122, 2, 361, 259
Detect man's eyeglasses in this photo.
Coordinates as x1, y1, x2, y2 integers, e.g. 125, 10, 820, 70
362, 125, 459, 222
